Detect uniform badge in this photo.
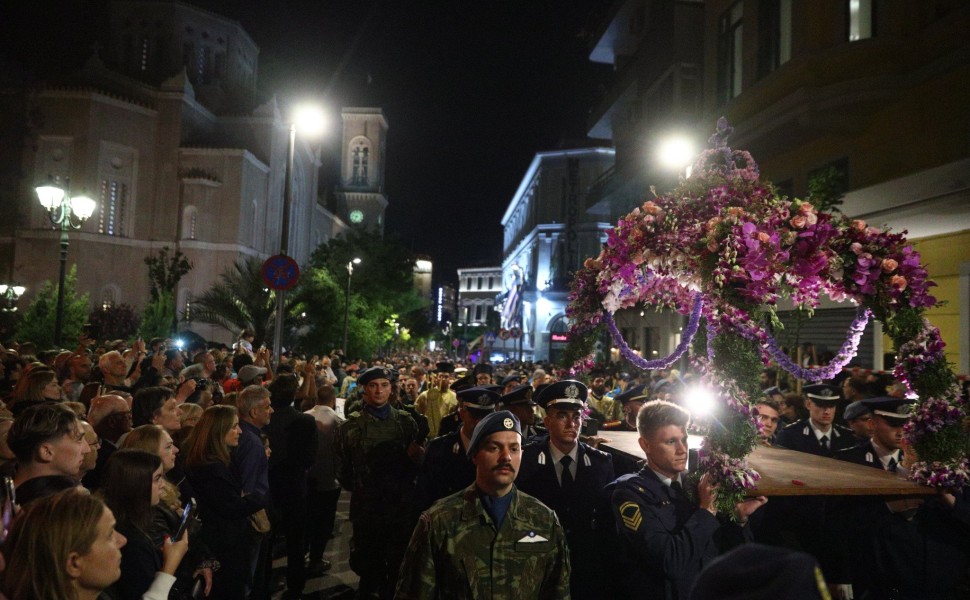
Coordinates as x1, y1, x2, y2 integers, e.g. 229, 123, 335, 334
619, 501, 642, 531
517, 531, 548, 543
565, 384, 580, 399
503, 417, 514, 429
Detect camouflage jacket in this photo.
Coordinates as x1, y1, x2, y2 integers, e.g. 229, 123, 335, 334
334, 407, 418, 519
395, 484, 571, 600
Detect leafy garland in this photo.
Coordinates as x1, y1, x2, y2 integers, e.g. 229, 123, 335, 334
565, 118, 969, 512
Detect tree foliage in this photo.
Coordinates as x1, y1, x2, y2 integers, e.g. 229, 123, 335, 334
14, 265, 89, 350
144, 247, 193, 302
138, 292, 175, 340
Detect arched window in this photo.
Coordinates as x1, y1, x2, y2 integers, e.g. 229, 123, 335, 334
349, 138, 371, 186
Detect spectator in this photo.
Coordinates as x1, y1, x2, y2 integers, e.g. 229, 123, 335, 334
84, 394, 132, 491
233, 385, 273, 594
8, 367, 61, 416
8, 403, 89, 504
184, 405, 265, 600
304, 384, 344, 575
100, 449, 190, 600
0, 416, 15, 477
132, 386, 182, 434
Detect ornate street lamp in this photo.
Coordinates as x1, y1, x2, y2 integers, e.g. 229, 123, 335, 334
35, 179, 96, 346
0, 284, 26, 312
342, 257, 361, 355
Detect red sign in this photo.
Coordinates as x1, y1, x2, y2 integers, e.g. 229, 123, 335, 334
498, 328, 511, 340
509, 327, 521, 339
261, 255, 300, 291
551, 333, 569, 343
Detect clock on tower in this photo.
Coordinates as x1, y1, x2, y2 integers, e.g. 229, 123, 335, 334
350, 210, 364, 224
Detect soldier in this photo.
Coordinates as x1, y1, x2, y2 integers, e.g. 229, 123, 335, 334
608, 400, 766, 600
334, 366, 421, 599
841, 400, 873, 443
474, 363, 494, 386
517, 380, 615, 600
498, 384, 544, 442
396, 410, 571, 600
415, 386, 498, 510
602, 384, 648, 432
774, 384, 855, 456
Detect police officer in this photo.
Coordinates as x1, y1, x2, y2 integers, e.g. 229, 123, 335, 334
602, 384, 648, 432
498, 384, 544, 442
414, 386, 498, 510
436, 372, 479, 437
334, 366, 420, 599
517, 380, 615, 600
396, 411, 571, 599
774, 384, 855, 456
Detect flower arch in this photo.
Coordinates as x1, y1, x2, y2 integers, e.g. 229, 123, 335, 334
565, 119, 968, 512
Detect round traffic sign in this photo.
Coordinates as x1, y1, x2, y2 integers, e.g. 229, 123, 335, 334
261, 254, 300, 291
499, 329, 510, 340
509, 327, 521, 339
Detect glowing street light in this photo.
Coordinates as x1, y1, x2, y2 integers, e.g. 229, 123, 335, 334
272, 103, 327, 365
35, 178, 96, 346
657, 135, 696, 173
342, 257, 362, 355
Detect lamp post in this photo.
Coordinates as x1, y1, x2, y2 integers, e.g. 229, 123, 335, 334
271, 104, 326, 367
35, 179, 96, 346
342, 257, 361, 355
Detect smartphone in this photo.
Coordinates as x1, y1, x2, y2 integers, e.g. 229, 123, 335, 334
1, 476, 16, 544
174, 498, 195, 541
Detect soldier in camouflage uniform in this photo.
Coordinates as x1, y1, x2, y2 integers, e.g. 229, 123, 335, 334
335, 366, 421, 599
396, 410, 571, 600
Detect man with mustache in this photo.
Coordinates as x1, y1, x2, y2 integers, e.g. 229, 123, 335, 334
396, 410, 570, 599
517, 380, 615, 600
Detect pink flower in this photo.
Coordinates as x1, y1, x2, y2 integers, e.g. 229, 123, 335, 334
790, 215, 807, 229
850, 242, 863, 255
890, 275, 908, 291
881, 258, 898, 273
642, 201, 662, 215
757, 232, 770, 243
798, 201, 814, 215
851, 220, 867, 231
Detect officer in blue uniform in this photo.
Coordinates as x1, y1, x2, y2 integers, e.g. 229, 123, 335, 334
414, 386, 498, 510
498, 384, 545, 443
774, 384, 855, 456
517, 380, 615, 600
602, 384, 649, 432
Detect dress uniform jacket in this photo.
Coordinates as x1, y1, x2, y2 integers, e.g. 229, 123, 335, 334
609, 467, 749, 600
774, 418, 856, 456
395, 484, 571, 600
415, 430, 475, 511
834, 445, 970, 598
517, 440, 615, 600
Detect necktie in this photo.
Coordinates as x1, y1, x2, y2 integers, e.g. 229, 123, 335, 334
560, 456, 574, 489
887, 456, 898, 472
670, 480, 684, 497
820, 435, 829, 450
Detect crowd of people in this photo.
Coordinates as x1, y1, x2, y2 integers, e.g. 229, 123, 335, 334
0, 331, 968, 600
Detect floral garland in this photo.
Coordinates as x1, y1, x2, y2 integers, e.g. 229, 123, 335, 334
603, 292, 704, 370
565, 117, 967, 505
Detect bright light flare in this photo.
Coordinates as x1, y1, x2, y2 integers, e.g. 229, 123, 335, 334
293, 104, 327, 137
684, 385, 716, 417
657, 136, 695, 171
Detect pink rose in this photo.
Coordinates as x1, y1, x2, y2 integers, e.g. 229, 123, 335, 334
707, 238, 719, 252
799, 201, 814, 215
851, 220, 866, 231
850, 242, 863, 255
641, 201, 660, 215
790, 215, 807, 229
757, 232, 770, 243
890, 275, 908, 291
881, 258, 898, 273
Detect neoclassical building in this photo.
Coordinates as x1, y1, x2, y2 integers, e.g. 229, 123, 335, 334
0, 0, 389, 344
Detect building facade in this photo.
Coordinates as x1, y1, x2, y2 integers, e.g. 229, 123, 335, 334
0, 0, 392, 345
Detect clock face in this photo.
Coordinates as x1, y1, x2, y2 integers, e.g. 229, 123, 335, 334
350, 210, 364, 224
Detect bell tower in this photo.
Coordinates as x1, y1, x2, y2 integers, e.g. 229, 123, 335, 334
335, 107, 388, 233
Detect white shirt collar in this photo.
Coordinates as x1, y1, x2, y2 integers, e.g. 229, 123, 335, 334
648, 465, 682, 488
870, 440, 901, 468
808, 419, 833, 440
548, 442, 578, 465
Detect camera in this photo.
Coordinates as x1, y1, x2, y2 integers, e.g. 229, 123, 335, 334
191, 377, 211, 391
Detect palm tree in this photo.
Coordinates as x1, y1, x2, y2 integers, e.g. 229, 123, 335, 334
190, 257, 287, 347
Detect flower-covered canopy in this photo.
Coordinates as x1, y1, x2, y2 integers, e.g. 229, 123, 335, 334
566, 119, 968, 509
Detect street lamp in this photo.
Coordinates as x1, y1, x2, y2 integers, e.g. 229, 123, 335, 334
35, 179, 96, 346
0, 284, 26, 312
271, 103, 327, 366
656, 134, 696, 174
342, 257, 361, 355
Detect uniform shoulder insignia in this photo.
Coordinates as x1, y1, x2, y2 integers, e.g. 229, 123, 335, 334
803, 426, 810, 435
452, 442, 460, 455
865, 451, 874, 463
619, 501, 643, 531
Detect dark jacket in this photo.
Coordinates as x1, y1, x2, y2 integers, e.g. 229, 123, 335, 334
415, 430, 475, 511
774, 418, 855, 457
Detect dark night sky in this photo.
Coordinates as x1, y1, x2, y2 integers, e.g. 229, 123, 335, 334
2, 1, 613, 284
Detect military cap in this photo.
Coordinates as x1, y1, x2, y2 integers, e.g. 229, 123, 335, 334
690, 543, 828, 600
455, 386, 500, 414
614, 384, 649, 406
843, 400, 871, 421
861, 396, 914, 425
499, 384, 535, 407
449, 373, 477, 392
435, 361, 455, 373
499, 373, 520, 386
803, 383, 839, 406
357, 366, 394, 386
466, 410, 521, 457
473, 363, 494, 376
762, 386, 783, 398
534, 380, 587, 410
482, 384, 504, 394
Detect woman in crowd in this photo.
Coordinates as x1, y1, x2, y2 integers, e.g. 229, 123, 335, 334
99, 449, 190, 600
8, 367, 62, 416
0, 488, 144, 600
131, 386, 182, 434
123, 424, 215, 597
183, 406, 265, 600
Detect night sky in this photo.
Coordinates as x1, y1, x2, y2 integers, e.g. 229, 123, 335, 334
2, 1, 612, 284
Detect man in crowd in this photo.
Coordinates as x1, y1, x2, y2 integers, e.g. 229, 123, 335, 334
775, 384, 855, 456
414, 362, 456, 439
233, 384, 273, 595
415, 386, 498, 510
842, 401, 874, 443
8, 403, 90, 504
396, 410, 571, 599
587, 372, 621, 425
62, 352, 93, 402
304, 384, 344, 575
609, 399, 766, 599
335, 366, 421, 599
473, 363, 493, 386
410, 365, 428, 393
603, 384, 648, 432
498, 384, 542, 442
752, 396, 782, 445
517, 380, 615, 599
83, 394, 132, 490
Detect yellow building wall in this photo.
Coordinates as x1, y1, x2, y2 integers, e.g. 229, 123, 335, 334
882, 230, 970, 374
